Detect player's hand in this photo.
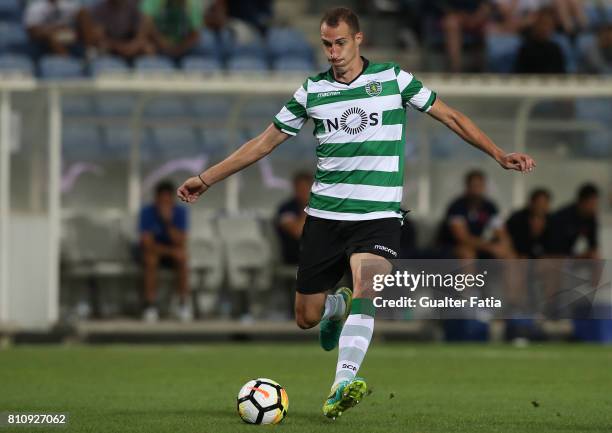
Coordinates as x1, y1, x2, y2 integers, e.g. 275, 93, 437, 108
498, 152, 536, 173
177, 176, 208, 204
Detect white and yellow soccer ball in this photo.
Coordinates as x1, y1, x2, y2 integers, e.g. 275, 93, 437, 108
236, 378, 288, 425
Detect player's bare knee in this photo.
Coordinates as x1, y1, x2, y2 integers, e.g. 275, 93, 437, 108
295, 309, 319, 329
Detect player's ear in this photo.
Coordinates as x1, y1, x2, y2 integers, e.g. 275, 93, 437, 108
354, 31, 363, 46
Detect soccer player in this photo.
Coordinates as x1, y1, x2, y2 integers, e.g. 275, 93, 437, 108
177, 7, 536, 419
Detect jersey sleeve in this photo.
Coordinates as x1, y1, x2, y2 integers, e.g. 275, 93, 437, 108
395, 68, 437, 112
273, 83, 309, 136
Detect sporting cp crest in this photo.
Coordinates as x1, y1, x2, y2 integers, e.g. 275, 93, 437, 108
365, 80, 382, 97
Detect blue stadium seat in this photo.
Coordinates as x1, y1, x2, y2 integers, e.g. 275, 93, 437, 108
39, 55, 83, 79
552, 33, 577, 73
190, 95, 233, 121
95, 94, 135, 117
192, 29, 230, 60
63, 95, 96, 117
227, 55, 268, 72
200, 129, 234, 158
0, 0, 20, 21
485, 33, 521, 73
273, 57, 315, 72
134, 55, 175, 73
576, 33, 596, 72
90, 56, 130, 76
182, 56, 223, 73
62, 124, 105, 160
0, 22, 28, 54
266, 27, 313, 61
228, 39, 267, 59
144, 96, 189, 118
102, 126, 132, 160
575, 99, 612, 157
0, 54, 34, 75
150, 127, 202, 158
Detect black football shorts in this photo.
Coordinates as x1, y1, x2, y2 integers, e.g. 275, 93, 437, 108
295, 215, 401, 294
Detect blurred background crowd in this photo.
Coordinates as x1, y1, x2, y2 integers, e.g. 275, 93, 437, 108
0, 0, 610, 76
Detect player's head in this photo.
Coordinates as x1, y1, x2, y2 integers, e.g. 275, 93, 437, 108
576, 183, 599, 216
529, 188, 551, 215
320, 7, 363, 73
464, 170, 486, 199
292, 171, 313, 206
155, 180, 176, 207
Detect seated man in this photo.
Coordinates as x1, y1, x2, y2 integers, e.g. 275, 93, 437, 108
546, 183, 600, 258
275, 171, 312, 265
82, 0, 154, 60
141, 0, 203, 61
24, 0, 83, 56
139, 180, 190, 322
506, 188, 551, 258
438, 170, 515, 259
582, 23, 612, 75
515, 7, 566, 74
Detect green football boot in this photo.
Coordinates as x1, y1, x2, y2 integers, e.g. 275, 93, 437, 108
322, 377, 368, 419
319, 287, 352, 351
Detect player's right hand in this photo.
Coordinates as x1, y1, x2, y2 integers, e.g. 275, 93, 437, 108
177, 176, 208, 204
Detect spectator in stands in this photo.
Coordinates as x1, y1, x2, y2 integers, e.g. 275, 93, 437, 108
488, 0, 541, 34
506, 188, 551, 258
275, 171, 312, 265
139, 180, 190, 322
581, 23, 612, 74
226, 0, 273, 36
438, 0, 492, 72
438, 170, 515, 259
515, 7, 566, 73
81, 0, 154, 60
545, 183, 600, 258
24, 0, 84, 57
551, 0, 588, 37
141, 0, 203, 61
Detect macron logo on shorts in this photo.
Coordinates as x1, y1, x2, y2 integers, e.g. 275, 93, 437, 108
374, 244, 397, 257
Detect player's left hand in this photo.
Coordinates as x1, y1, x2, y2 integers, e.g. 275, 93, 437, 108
498, 152, 536, 173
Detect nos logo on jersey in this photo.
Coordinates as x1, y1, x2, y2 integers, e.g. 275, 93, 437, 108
324, 107, 380, 135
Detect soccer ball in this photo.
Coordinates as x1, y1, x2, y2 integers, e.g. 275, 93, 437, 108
237, 378, 288, 424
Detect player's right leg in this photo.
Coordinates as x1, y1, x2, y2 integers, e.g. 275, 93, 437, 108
294, 216, 350, 336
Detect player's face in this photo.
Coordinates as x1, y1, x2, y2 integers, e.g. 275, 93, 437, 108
320, 21, 362, 72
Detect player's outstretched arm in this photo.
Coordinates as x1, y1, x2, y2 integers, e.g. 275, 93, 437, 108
177, 124, 290, 203
427, 98, 536, 173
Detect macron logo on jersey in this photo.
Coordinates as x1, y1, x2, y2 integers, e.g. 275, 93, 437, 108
374, 244, 397, 257
316, 91, 341, 98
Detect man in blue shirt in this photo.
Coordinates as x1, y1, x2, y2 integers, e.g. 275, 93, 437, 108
139, 180, 189, 321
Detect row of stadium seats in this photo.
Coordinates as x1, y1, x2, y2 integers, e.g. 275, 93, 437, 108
62, 125, 233, 161
486, 32, 599, 74
61, 124, 321, 162
61, 213, 282, 298
0, 22, 317, 72
0, 53, 317, 77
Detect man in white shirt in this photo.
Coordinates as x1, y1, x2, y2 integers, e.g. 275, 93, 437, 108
24, 0, 83, 56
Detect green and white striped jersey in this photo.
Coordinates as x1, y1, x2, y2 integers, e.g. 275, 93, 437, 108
273, 59, 437, 221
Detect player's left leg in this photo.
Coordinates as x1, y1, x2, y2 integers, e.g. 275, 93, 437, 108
323, 252, 392, 419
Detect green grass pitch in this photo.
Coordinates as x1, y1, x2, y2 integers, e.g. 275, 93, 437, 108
1, 343, 611, 433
